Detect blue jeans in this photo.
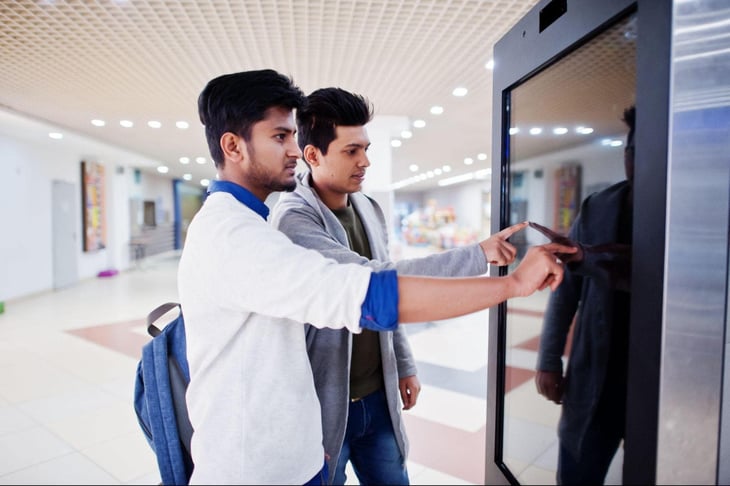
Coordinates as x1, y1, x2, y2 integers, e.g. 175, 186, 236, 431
333, 388, 409, 485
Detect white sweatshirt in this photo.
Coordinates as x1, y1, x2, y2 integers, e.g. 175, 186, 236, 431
178, 191, 373, 485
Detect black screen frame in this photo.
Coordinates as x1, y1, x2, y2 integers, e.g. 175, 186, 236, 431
485, 0, 671, 484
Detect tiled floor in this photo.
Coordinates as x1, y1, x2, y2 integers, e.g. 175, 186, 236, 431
0, 247, 621, 485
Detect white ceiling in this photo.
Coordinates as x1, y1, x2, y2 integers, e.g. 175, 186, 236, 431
0, 0, 540, 192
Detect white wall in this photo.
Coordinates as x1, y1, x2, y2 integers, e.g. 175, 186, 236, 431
0, 108, 178, 302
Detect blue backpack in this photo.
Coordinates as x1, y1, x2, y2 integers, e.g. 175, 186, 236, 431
134, 302, 194, 485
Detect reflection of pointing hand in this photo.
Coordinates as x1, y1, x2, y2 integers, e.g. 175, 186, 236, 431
479, 221, 528, 266
527, 221, 583, 263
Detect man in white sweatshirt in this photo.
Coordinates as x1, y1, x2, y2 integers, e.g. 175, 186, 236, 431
179, 69, 574, 485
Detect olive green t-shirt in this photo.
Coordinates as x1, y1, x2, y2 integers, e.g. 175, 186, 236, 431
331, 202, 384, 400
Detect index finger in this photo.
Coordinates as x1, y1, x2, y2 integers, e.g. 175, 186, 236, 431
497, 221, 529, 239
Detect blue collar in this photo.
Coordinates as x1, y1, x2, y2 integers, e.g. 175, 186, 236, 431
207, 180, 269, 220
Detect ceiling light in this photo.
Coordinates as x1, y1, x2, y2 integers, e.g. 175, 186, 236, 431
391, 177, 418, 190
391, 139, 402, 147
183, 173, 192, 181
427, 171, 434, 178
434, 168, 442, 175
442, 165, 452, 172
91, 119, 105, 127
464, 157, 474, 165
176, 121, 190, 129
439, 173, 474, 187
477, 153, 487, 160
529, 127, 543, 135
553, 127, 568, 135
179, 157, 190, 164
409, 164, 419, 172
401, 130, 413, 139
430, 106, 444, 115
195, 157, 207, 164
452, 87, 468, 97
413, 119, 426, 128
48, 132, 63, 139
485, 59, 495, 70
576, 126, 594, 134
148, 120, 162, 128
120, 120, 134, 128
157, 166, 169, 173
509, 127, 520, 135
200, 179, 210, 187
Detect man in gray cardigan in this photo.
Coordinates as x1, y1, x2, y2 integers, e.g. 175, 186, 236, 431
271, 87, 526, 485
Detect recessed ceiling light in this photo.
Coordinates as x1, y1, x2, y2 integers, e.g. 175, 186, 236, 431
509, 127, 520, 135
452, 87, 468, 97
48, 132, 63, 139
200, 179, 210, 187
413, 119, 426, 128
485, 59, 495, 70
427, 171, 434, 178
477, 153, 487, 160
91, 119, 105, 127
553, 127, 568, 135
147, 120, 162, 128
442, 165, 452, 172
464, 157, 474, 165
401, 130, 413, 139
176, 121, 189, 129
179, 157, 190, 164
157, 166, 169, 174
434, 168, 442, 175
409, 164, 419, 172
196, 157, 207, 164
391, 139, 402, 147
120, 120, 134, 128
430, 106, 444, 115
183, 173, 192, 181
576, 126, 594, 134
529, 127, 543, 135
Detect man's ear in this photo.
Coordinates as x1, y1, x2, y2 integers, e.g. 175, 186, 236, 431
303, 145, 321, 167
220, 132, 244, 163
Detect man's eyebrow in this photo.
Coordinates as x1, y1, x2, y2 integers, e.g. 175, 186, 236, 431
273, 126, 295, 134
343, 142, 370, 149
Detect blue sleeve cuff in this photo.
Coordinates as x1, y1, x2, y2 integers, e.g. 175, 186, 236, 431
360, 269, 399, 331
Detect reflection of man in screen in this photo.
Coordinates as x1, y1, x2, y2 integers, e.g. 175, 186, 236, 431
534, 105, 635, 485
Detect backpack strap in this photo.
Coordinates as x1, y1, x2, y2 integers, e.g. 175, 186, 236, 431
147, 302, 182, 337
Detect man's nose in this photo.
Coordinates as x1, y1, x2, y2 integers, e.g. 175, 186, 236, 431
287, 141, 302, 159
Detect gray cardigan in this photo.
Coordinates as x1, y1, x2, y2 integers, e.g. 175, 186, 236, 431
271, 171, 489, 483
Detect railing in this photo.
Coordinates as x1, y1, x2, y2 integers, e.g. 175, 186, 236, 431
129, 223, 176, 262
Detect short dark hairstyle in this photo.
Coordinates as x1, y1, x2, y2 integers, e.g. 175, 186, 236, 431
197, 69, 306, 167
296, 87, 373, 158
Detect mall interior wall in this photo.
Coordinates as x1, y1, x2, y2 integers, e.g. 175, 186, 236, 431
0, 108, 182, 304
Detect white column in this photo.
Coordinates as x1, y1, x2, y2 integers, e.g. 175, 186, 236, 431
363, 115, 409, 255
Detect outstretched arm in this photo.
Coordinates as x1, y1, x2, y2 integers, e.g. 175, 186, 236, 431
396, 243, 574, 323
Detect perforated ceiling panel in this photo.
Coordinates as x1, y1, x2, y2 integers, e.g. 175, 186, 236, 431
0, 0, 539, 190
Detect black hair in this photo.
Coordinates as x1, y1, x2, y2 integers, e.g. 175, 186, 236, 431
197, 69, 306, 167
296, 87, 373, 158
